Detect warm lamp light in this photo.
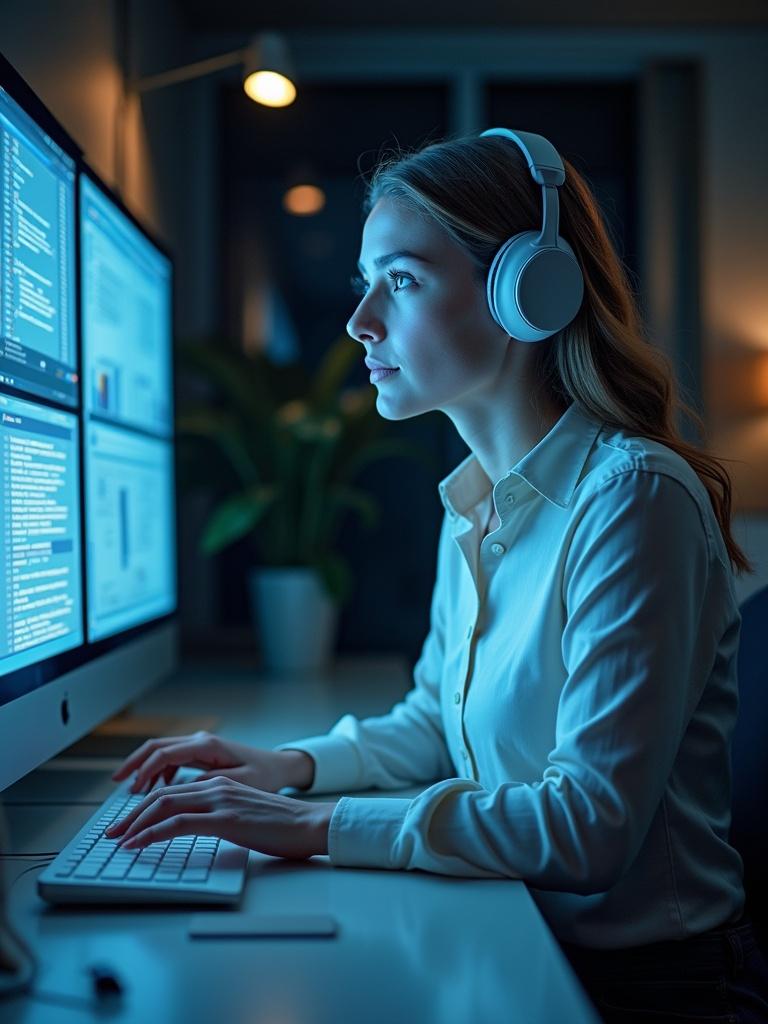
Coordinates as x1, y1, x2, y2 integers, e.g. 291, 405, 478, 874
242, 33, 297, 108
243, 71, 296, 107
283, 184, 326, 216
132, 31, 297, 110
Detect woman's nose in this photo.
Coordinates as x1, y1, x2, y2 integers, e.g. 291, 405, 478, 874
347, 311, 379, 344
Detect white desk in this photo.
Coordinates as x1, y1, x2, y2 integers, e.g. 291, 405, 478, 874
2, 655, 601, 1024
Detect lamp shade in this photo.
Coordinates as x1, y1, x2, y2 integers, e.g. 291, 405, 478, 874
243, 32, 297, 107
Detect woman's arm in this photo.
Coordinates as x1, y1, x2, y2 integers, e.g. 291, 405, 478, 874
322, 471, 726, 889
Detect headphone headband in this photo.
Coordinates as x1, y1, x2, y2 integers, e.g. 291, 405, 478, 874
480, 127, 565, 187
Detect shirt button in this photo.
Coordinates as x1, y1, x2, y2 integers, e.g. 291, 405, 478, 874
491, 542, 505, 556
461, 749, 468, 760
454, 692, 461, 704
504, 494, 515, 505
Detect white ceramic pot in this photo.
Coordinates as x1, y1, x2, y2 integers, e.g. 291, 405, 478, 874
248, 567, 339, 673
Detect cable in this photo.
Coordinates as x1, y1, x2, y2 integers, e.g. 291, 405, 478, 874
1, 862, 125, 1012
2, 801, 103, 807
1, 853, 59, 857
0, 862, 43, 998
0, 854, 59, 860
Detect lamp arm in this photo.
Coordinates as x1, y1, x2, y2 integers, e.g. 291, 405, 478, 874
132, 47, 247, 94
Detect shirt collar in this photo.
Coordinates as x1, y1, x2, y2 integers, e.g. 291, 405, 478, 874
438, 401, 605, 518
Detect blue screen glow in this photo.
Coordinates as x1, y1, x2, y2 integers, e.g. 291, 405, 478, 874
0, 392, 83, 675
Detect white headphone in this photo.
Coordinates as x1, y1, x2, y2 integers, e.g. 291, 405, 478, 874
480, 128, 584, 343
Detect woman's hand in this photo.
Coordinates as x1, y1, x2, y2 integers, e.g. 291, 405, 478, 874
110, 730, 314, 795
104, 776, 337, 859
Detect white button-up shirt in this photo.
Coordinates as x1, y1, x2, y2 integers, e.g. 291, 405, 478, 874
276, 400, 745, 947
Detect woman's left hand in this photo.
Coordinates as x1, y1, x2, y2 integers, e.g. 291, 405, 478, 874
104, 776, 337, 860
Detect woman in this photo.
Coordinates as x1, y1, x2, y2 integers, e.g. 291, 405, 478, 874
106, 128, 768, 1022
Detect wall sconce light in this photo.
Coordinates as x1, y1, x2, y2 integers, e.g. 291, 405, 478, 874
242, 33, 296, 108
132, 31, 296, 109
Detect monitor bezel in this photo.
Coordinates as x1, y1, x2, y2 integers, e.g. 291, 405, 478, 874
0, 51, 82, 163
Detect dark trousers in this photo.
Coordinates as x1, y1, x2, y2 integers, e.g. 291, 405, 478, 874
558, 912, 768, 1023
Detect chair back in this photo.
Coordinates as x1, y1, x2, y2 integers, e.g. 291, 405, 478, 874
731, 583, 768, 925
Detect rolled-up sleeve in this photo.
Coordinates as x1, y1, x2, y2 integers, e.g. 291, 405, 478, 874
326, 470, 720, 892
275, 514, 455, 795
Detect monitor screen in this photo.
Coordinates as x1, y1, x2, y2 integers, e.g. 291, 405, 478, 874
0, 85, 78, 408
80, 175, 172, 438
85, 420, 175, 641
80, 173, 176, 642
0, 391, 83, 675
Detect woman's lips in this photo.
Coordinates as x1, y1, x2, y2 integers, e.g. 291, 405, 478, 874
370, 367, 400, 383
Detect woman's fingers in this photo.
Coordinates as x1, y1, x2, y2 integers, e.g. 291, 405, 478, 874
121, 812, 217, 850
118, 791, 207, 845
195, 767, 243, 783
106, 779, 218, 838
111, 735, 197, 781
130, 740, 213, 793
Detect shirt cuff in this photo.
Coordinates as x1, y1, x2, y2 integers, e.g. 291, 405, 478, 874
273, 734, 364, 794
327, 796, 412, 869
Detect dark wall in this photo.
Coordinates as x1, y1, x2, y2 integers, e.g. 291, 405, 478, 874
216, 81, 453, 661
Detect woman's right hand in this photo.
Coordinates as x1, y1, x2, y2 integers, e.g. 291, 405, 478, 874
110, 730, 315, 795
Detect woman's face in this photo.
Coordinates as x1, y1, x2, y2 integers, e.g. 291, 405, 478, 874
346, 196, 510, 421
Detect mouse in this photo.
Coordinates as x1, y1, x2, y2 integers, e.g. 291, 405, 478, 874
87, 963, 124, 998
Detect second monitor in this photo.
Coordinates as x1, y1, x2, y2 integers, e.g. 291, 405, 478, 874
80, 172, 176, 643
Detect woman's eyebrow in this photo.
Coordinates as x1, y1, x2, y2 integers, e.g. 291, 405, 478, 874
356, 250, 434, 274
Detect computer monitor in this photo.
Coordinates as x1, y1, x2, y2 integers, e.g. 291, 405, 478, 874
80, 171, 176, 642
0, 53, 178, 792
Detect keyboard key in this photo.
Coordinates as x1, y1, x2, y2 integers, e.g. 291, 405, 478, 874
101, 863, 131, 880
110, 857, 138, 869
187, 857, 213, 869
154, 868, 182, 881
74, 863, 103, 878
127, 864, 156, 881
181, 868, 209, 882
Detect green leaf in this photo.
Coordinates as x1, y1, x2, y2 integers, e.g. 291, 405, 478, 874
178, 342, 275, 423
201, 485, 277, 555
308, 334, 360, 412
177, 409, 260, 486
313, 552, 353, 605
326, 484, 381, 531
337, 438, 438, 483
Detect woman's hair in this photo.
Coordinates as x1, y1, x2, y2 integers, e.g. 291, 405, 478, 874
360, 132, 755, 576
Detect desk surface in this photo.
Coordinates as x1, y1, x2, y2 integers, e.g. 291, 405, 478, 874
2, 656, 600, 1024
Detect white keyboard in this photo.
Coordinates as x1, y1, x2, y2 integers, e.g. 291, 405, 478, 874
37, 767, 249, 905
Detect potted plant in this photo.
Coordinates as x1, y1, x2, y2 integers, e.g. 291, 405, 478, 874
176, 333, 434, 672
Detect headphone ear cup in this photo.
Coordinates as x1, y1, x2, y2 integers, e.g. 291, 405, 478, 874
487, 233, 584, 343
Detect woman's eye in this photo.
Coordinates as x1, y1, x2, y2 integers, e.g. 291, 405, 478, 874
387, 269, 414, 291
349, 269, 414, 299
